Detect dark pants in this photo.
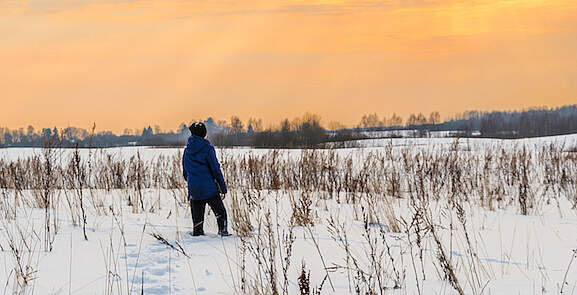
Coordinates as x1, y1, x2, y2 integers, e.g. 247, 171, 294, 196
190, 194, 228, 235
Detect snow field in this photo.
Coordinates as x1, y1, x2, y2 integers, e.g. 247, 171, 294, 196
0, 135, 576, 294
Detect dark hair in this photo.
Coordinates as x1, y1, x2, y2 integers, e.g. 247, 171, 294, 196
189, 122, 207, 138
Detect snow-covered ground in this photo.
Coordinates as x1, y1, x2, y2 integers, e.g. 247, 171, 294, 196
1, 135, 577, 294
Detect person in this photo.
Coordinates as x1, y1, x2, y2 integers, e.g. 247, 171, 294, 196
182, 122, 230, 236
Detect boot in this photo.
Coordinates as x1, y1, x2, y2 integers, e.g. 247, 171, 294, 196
192, 229, 205, 236
192, 223, 205, 236
216, 216, 230, 236
218, 229, 232, 237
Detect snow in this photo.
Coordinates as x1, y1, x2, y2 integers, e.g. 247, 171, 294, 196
1, 134, 577, 294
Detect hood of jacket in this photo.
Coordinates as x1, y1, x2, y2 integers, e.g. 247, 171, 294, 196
186, 135, 210, 155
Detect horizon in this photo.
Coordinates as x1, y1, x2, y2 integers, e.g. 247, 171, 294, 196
1, 103, 575, 135
2, 0, 576, 133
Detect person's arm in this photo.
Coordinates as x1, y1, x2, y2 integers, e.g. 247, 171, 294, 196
207, 146, 227, 194
182, 149, 188, 180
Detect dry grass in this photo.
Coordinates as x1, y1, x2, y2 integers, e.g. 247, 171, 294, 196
0, 141, 576, 294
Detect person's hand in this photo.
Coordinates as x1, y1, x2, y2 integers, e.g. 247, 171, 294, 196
220, 193, 226, 200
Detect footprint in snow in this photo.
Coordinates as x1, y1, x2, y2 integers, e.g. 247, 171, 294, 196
123, 252, 139, 258
144, 285, 170, 294
149, 246, 166, 253
149, 267, 171, 276
132, 276, 158, 285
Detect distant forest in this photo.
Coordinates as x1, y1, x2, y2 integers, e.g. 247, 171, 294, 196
435, 104, 577, 138
1, 105, 576, 148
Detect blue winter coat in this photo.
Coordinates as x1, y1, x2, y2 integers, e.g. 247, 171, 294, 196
182, 135, 228, 201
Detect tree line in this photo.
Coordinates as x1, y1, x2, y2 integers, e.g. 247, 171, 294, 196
1, 105, 576, 148
352, 105, 577, 139
0, 114, 344, 148
435, 105, 577, 138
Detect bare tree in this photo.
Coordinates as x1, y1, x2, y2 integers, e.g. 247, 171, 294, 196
429, 111, 441, 125
359, 113, 383, 128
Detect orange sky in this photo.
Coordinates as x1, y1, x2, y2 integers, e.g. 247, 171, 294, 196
1, 0, 576, 132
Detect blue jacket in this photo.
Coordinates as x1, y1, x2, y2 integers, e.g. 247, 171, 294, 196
182, 135, 228, 201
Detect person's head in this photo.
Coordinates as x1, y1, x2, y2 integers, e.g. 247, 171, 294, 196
189, 122, 207, 138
